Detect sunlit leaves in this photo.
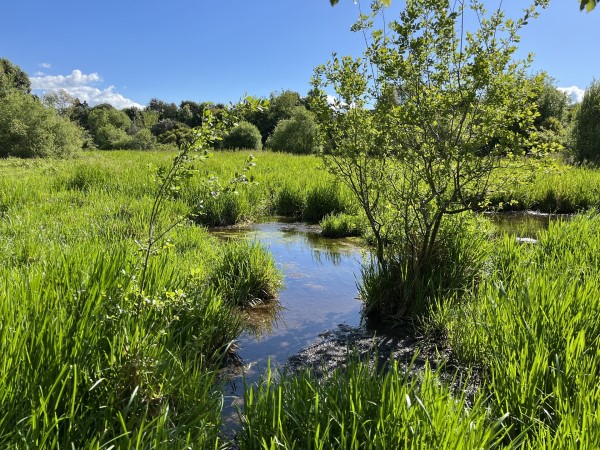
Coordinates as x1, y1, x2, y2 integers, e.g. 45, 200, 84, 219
580, 0, 597, 12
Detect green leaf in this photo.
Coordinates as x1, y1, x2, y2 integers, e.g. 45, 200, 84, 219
580, 0, 597, 12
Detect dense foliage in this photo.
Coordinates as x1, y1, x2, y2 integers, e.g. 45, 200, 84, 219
244, 90, 304, 143
0, 90, 83, 158
221, 120, 263, 150
571, 80, 600, 163
266, 106, 320, 154
0, 58, 30, 95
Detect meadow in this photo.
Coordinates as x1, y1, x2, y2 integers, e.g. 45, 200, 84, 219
2, 149, 600, 448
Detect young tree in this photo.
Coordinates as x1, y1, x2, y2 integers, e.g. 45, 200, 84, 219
313, 0, 545, 317
42, 89, 78, 116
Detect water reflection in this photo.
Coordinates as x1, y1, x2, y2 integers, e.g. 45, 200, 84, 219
240, 302, 284, 339
215, 221, 365, 431
486, 211, 570, 238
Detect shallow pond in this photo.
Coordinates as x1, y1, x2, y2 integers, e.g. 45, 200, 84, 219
216, 212, 568, 431
213, 221, 366, 426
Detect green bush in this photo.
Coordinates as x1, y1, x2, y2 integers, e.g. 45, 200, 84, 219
87, 107, 132, 150
221, 121, 262, 150
126, 128, 156, 150
0, 91, 83, 158
266, 106, 320, 154
571, 80, 600, 163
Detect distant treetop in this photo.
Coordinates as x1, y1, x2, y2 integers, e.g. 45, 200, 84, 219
0, 58, 31, 95
329, 0, 595, 13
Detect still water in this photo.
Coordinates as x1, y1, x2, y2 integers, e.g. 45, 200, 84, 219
216, 212, 565, 429
486, 211, 570, 238
213, 221, 365, 425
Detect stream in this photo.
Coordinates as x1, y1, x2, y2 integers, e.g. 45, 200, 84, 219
213, 221, 366, 429
214, 212, 567, 432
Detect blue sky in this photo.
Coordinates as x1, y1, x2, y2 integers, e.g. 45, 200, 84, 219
1, 1, 596, 109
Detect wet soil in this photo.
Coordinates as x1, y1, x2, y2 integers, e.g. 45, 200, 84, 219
285, 321, 482, 405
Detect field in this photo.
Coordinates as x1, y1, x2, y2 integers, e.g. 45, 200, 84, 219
1, 150, 600, 448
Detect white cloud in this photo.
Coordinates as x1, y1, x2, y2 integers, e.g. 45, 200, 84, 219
30, 69, 142, 109
39, 62, 51, 69
558, 85, 585, 103
31, 69, 102, 90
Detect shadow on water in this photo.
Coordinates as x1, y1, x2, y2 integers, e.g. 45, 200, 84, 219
212, 221, 366, 432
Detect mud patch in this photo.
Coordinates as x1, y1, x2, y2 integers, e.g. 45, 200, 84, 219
285, 323, 481, 405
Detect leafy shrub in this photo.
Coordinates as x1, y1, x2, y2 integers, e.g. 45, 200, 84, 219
0, 91, 83, 158
208, 240, 283, 307
571, 80, 600, 163
87, 107, 132, 149
0, 58, 31, 95
266, 106, 320, 154
151, 118, 186, 136
221, 121, 262, 150
126, 128, 156, 150
535, 79, 569, 130
244, 90, 303, 144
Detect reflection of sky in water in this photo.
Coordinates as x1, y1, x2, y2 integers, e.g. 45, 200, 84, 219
228, 222, 365, 366
216, 222, 365, 422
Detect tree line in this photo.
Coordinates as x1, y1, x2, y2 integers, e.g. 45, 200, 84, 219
0, 58, 323, 157
1, 55, 599, 165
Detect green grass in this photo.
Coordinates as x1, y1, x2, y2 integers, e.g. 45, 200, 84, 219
207, 239, 284, 308
488, 162, 600, 213
3, 150, 600, 448
240, 358, 510, 450
433, 211, 600, 446
319, 213, 364, 238
0, 244, 239, 448
0, 150, 290, 448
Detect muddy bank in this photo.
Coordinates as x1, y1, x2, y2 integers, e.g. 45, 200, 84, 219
285, 322, 481, 404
